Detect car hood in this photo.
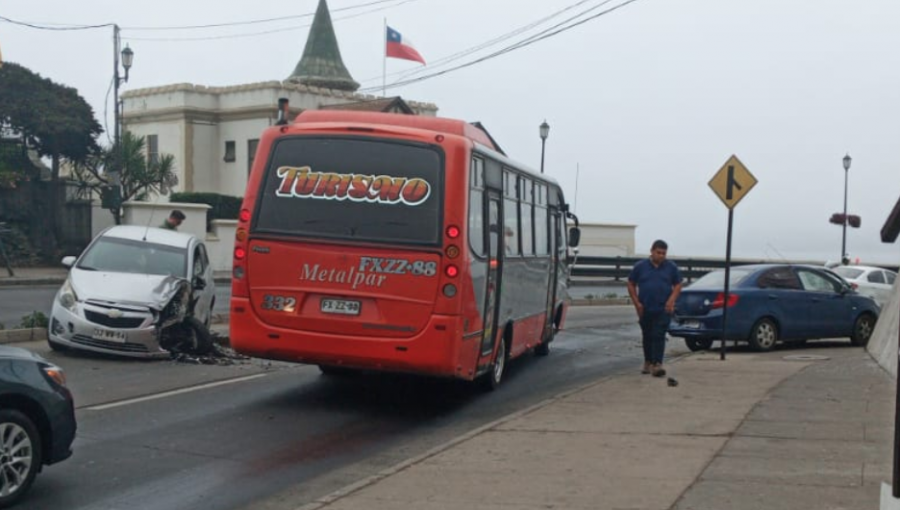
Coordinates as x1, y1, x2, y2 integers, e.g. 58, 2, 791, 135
70, 269, 188, 311
0, 345, 45, 363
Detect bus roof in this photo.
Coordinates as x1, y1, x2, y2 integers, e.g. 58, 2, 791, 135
295, 110, 500, 153
294, 110, 561, 188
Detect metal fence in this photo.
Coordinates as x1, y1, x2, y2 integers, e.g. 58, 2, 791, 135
571, 256, 900, 283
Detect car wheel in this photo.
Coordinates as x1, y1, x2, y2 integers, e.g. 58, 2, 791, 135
850, 313, 876, 347
481, 337, 509, 391
749, 318, 778, 352
0, 409, 42, 509
685, 338, 714, 352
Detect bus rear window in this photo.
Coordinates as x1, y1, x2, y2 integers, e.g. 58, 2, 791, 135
254, 137, 443, 246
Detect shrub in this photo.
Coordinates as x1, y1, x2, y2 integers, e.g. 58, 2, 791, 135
170, 192, 242, 232
19, 311, 49, 329
0, 222, 41, 267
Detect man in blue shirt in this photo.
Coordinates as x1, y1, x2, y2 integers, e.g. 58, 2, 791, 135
627, 240, 683, 377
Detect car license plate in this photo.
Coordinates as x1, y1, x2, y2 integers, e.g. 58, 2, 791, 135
682, 320, 701, 330
93, 328, 127, 343
321, 299, 361, 316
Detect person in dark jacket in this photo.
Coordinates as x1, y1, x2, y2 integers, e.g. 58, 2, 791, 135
160, 210, 186, 231
627, 240, 683, 377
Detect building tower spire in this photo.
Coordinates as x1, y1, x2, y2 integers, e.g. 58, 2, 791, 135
287, 0, 360, 92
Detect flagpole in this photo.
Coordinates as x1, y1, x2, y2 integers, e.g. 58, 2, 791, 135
382, 18, 387, 97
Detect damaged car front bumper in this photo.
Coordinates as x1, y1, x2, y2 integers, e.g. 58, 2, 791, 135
49, 276, 195, 359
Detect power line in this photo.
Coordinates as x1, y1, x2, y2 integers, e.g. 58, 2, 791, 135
0, 0, 412, 34
366, 0, 608, 86
122, 0, 404, 31
360, 0, 643, 93
0, 15, 113, 30
124, 0, 420, 42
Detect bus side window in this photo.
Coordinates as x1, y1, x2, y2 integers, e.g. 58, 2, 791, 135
503, 170, 520, 256
535, 184, 549, 256
469, 158, 485, 257
520, 177, 534, 256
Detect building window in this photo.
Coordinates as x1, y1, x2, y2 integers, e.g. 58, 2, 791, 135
147, 134, 159, 166
224, 141, 236, 163
248, 139, 259, 176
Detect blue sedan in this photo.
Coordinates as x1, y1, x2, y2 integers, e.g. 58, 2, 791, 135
668, 264, 880, 352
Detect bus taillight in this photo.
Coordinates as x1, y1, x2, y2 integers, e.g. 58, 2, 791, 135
239, 209, 251, 222
234, 247, 247, 261
445, 265, 459, 278
446, 225, 460, 239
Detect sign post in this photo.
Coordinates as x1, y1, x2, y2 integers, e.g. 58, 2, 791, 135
708, 155, 758, 361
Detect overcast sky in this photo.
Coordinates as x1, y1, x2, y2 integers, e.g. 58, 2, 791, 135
2, 0, 899, 263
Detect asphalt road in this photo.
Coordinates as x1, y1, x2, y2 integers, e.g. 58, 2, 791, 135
0, 284, 232, 329
14, 306, 676, 510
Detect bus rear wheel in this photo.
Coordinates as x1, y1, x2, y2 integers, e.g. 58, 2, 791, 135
481, 338, 508, 391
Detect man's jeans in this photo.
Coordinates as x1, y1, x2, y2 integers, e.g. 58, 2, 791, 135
639, 310, 670, 365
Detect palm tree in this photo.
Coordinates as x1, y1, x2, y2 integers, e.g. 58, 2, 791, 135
72, 131, 178, 224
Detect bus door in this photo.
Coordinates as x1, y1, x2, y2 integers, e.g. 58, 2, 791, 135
479, 192, 502, 357
544, 208, 562, 339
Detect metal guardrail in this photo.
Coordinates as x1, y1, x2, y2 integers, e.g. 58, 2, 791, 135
571, 256, 900, 283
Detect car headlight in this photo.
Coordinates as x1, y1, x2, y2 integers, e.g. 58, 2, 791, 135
58, 278, 78, 311
41, 363, 67, 387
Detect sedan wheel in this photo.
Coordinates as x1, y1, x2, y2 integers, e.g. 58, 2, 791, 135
749, 318, 778, 352
850, 313, 876, 347
685, 338, 714, 352
0, 410, 41, 508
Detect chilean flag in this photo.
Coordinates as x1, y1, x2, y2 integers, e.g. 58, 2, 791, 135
386, 26, 425, 65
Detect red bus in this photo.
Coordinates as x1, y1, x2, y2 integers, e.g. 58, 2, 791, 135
230, 109, 581, 388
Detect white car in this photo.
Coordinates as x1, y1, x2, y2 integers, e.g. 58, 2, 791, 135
831, 265, 897, 309
49, 226, 216, 358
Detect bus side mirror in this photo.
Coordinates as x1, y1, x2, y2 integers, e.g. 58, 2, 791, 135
568, 227, 581, 248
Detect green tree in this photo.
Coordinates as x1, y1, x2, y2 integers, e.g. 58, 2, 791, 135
0, 62, 102, 253
72, 131, 179, 224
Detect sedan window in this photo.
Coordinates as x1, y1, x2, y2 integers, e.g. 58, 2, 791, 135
798, 270, 841, 293
79, 237, 187, 277
887, 272, 897, 285
867, 271, 886, 284
757, 268, 802, 290
833, 267, 864, 280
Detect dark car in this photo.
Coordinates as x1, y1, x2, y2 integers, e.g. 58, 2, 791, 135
0, 345, 76, 508
668, 264, 880, 352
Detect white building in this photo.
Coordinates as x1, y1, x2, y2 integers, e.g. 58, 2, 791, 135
575, 223, 637, 257
121, 0, 437, 199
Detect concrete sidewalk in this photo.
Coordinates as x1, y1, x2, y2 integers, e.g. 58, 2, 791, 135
0, 266, 232, 286
298, 347, 893, 510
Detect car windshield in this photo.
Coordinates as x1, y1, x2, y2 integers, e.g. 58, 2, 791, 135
832, 267, 865, 280
688, 268, 754, 289
78, 237, 187, 277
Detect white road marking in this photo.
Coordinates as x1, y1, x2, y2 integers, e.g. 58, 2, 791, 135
85, 373, 269, 411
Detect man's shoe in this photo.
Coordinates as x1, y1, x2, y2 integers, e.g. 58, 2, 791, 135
652, 364, 666, 378
641, 362, 651, 375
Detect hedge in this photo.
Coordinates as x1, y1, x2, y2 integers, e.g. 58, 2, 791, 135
169, 192, 242, 231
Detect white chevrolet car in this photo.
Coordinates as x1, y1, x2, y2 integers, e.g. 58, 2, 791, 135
831, 265, 897, 309
49, 226, 216, 358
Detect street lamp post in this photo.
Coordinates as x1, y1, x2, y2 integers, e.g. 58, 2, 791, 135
539, 120, 550, 174
841, 153, 852, 262
110, 25, 133, 223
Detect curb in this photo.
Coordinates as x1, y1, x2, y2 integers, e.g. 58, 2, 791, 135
0, 277, 233, 288
0, 328, 48, 345
294, 373, 622, 510
295, 350, 698, 510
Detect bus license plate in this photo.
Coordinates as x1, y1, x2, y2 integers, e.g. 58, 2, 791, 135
93, 328, 127, 343
682, 320, 701, 330
321, 299, 361, 316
